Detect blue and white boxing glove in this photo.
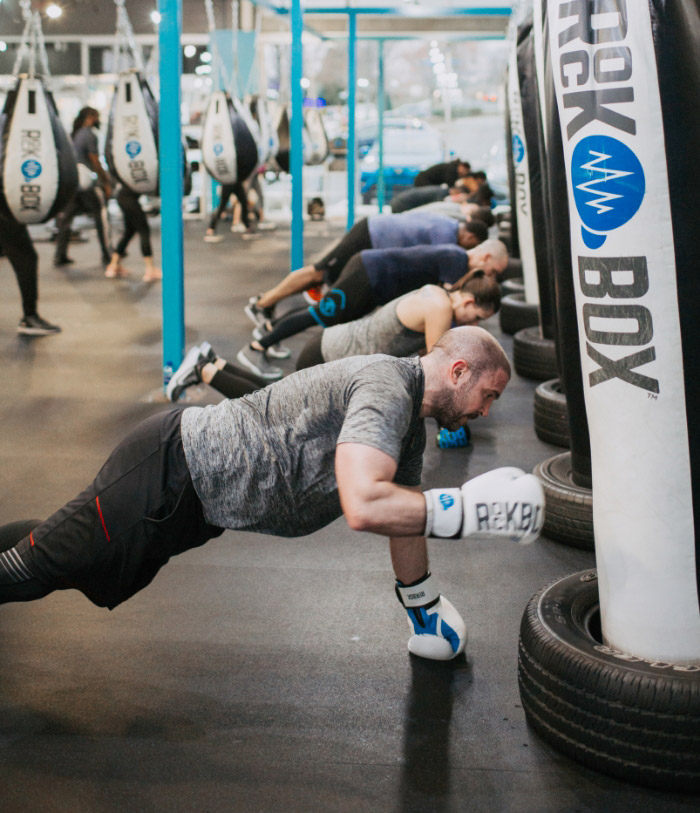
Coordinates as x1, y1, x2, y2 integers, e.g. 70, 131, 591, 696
423, 467, 545, 544
395, 572, 467, 660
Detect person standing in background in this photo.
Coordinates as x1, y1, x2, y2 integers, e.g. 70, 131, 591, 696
54, 107, 112, 268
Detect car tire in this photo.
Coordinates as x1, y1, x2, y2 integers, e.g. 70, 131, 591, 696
499, 293, 539, 335
518, 570, 700, 792
501, 276, 525, 297
533, 452, 593, 550
534, 378, 569, 448
513, 327, 557, 381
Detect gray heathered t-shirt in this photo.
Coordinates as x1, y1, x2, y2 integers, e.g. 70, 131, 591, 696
180, 355, 426, 537
321, 295, 425, 362
72, 126, 99, 168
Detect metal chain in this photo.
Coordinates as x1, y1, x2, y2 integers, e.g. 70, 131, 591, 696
205, 0, 230, 91
113, 0, 145, 74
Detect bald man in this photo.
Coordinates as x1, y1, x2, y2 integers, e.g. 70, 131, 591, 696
0, 327, 543, 660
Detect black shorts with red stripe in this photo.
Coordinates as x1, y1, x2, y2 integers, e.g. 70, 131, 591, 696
2, 409, 223, 610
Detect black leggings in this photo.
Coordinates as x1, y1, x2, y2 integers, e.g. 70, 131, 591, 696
296, 334, 324, 371
208, 361, 265, 399
55, 187, 111, 261
208, 182, 250, 230
115, 187, 152, 258
0, 217, 38, 316
258, 256, 376, 350
0, 410, 222, 609
0, 520, 52, 602
313, 217, 371, 284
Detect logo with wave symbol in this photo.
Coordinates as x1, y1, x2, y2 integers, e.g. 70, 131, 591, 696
512, 134, 525, 165
125, 140, 142, 159
439, 494, 455, 510
21, 159, 42, 180
571, 135, 645, 249
213, 142, 224, 156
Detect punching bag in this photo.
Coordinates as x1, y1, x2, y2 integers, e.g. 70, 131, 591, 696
249, 95, 278, 166
0, 75, 77, 224
507, 46, 539, 304
548, 0, 700, 662
271, 103, 290, 174
303, 107, 329, 166
200, 90, 259, 185
105, 70, 159, 195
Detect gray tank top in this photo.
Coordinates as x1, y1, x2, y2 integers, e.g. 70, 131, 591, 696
321, 295, 425, 362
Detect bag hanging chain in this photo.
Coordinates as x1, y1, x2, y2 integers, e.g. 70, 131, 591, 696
113, 0, 145, 74
204, 0, 231, 92
12, 1, 50, 80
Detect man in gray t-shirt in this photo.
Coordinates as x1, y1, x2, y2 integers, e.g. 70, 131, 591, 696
0, 328, 545, 662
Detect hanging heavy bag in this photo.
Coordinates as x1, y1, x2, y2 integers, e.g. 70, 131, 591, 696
0, 75, 77, 224
200, 90, 259, 185
248, 95, 277, 166
105, 70, 159, 195
303, 107, 329, 166
271, 103, 291, 174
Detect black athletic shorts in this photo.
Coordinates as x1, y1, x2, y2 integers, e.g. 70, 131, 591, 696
24, 409, 223, 609
314, 217, 371, 284
309, 254, 378, 329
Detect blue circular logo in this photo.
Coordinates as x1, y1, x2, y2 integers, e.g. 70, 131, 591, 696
213, 142, 224, 156
21, 159, 42, 180
571, 135, 645, 249
125, 140, 142, 159
512, 134, 525, 164
319, 298, 336, 318
439, 494, 455, 510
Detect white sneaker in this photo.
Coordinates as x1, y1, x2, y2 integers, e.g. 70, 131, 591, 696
167, 345, 203, 401
236, 347, 283, 380
204, 234, 224, 243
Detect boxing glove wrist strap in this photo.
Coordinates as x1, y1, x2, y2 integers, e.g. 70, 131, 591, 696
423, 488, 462, 538
395, 571, 440, 609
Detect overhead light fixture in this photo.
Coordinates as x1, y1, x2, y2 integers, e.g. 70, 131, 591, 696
184, 44, 197, 58
200, 51, 212, 63
357, 77, 369, 88
195, 64, 211, 75
150, 11, 161, 24
46, 3, 62, 18
300, 77, 310, 89
0, 41, 6, 52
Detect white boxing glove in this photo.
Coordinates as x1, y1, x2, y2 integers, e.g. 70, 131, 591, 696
395, 572, 467, 660
424, 467, 545, 544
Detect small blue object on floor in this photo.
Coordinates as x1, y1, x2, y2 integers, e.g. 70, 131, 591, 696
436, 425, 471, 449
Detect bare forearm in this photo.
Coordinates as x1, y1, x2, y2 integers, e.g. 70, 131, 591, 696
343, 481, 427, 537
390, 535, 428, 584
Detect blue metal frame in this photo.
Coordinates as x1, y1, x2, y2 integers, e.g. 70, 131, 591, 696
346, 11, 357, 229
158, 0, 185, 385
376, 38, 385, 211
290, 0, 304, 269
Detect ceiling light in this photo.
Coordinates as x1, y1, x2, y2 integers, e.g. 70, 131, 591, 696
184, 44, 197, 58
200, 51, 212, 63
195, 64, 211, 75
0, 41, 6, 52
300, 77, 310, 89
150, 11, 161, 24
46, 3, 62, 18
357, 78, 369, 88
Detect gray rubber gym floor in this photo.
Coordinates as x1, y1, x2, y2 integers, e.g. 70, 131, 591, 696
0, 217, 696, 813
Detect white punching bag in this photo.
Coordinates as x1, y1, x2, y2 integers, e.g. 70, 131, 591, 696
201, 90, 259, 185
507, 52, 539, 305
106, 70, 159, 195
0, 75, 78, 224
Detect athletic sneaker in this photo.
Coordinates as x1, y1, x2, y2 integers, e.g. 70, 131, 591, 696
17, 314, 61, 336
241, 229, 262, 241
167, 344, 204, 401
236, 346, 283, 381
244, 296, 274, 329
53, 256, 74, 268
257, 221, 277, 231
204, 234, 224, 243
231, 223, 246, 233
198, 340, 217, 362
303, 285, 324, 305
251, 326, 291, 359
436, 425, 471, 449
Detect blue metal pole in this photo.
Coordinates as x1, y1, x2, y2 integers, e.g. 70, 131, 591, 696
158, 0, 185, 387
290, 0, 304, 270
347, 11, 357, 229
377, 38, 385, 212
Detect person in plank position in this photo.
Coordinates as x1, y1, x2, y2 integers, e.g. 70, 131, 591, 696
0, 327, 543, 661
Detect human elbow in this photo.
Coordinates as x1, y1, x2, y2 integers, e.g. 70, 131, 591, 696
345, 501, 375, 533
